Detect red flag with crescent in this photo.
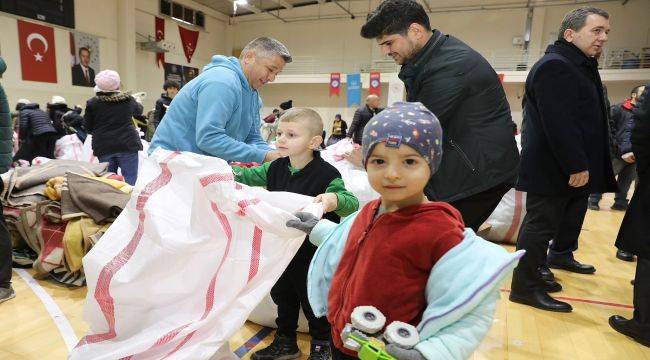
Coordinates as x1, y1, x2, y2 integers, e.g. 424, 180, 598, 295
155, 17, 165, 68
329, 73, 341, 96
178, 25, 199, 63
17, 20, 57, 83
368, 71, 381, 96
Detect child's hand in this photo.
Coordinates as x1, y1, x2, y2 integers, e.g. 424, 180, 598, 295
314, 193, 338, 213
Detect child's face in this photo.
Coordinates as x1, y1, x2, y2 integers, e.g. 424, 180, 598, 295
276, 120, 322, 158
366, 142, 431, 209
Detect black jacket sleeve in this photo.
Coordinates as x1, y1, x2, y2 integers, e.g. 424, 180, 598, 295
18, 110, 30, 140
154, 98, 164, 124
83, 100, 95, 134
347, 108, 362, 138
532, 60, 588, 175
632, 86, 650, 176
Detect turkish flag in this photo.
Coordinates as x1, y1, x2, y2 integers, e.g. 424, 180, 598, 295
178, 25, 199, 63
155, 17, 165, 68
329, 73, 341, 96
17, 20, 57, 83
368, 71, 381, 96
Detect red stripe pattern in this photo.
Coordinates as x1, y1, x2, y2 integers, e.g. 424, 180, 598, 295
248, 227, 263, 282
503, 190, 524, 243
76, 152, 180, 348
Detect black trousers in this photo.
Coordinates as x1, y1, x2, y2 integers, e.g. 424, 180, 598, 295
271, 240, 330, 341
633, 257, 650, 330
0, 177, 11, 289
511, 193, 589, 292
449, 182, 512, 232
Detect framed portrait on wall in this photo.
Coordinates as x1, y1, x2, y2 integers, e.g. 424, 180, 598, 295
70, 31, 99, 87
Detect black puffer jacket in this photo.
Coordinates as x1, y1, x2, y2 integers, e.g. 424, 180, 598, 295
0, 57, 13, 172
47, 103, 70, 136
398, 30, 520, 202
18, 103, 57, 140
84, 92, 142, 157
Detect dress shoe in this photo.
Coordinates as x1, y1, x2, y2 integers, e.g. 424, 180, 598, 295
543, 280, 562, 293
588, 202, 600, 211
548, 258, 596, 274
538, 265, 555, 282
631, 279, 635, 285
616, 249, 635, 262
610, 202, 628, 211
509, 290, 572, 312
609, 315, 650, 347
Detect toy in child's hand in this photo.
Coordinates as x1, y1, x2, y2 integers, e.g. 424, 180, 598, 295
286, 211, 319, 234
341, 306, 422, 360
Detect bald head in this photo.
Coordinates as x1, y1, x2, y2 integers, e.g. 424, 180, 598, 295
366, 94, 380, 109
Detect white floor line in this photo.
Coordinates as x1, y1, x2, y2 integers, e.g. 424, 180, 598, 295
14, 269, 79, 351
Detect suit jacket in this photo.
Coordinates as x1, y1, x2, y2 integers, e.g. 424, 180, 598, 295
71, 64, 96, 87
517, 40, 616, 196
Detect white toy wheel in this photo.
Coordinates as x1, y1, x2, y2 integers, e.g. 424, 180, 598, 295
384, 321, 419, 349
350, 306, 386, 334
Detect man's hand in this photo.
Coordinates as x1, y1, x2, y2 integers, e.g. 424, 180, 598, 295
314, 193, 338, 213
622, 152, 636, 163
286, 212, 319, 234
345, 147, 363, 168
568, 170, 589, 187
385, 344, 425, 360
264, 150, 282, 162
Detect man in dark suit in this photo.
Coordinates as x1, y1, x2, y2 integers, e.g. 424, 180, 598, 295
610, 84, 650, 347
71, 47, 96, 87
347, 94, 381, 145
509, 7, 617, 312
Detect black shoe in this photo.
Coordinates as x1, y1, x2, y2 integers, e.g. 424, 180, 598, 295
307, 340, 331, 360
588, 202, 600, 211
539, 265, 555, 282
509, 290, 572, 312
611, 203, 628, 211
616, 250, 635, 262
251, 335, 302, 360
631, 279, 635, 285
543, 280, 562, 293
609, 315, 650, 347
548, 258, 596, 274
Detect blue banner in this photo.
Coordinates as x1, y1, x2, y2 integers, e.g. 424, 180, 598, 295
346, 73, 361, 107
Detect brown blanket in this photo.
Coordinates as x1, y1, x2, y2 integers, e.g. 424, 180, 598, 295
61, 173, 131, 223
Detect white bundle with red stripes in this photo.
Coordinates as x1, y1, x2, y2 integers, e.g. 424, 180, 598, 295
70, 149, 319, 360
54, 134, 84, 161
484, 188, 527, 245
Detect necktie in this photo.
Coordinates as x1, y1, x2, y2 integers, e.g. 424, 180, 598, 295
84, 68, 89, 84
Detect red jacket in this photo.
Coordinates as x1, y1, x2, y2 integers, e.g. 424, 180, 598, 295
327, 199, 464, 355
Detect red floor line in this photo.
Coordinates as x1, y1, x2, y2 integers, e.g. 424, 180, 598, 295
499, 289, 634, 309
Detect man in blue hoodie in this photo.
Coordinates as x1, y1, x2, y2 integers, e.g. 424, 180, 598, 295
150, 37, 291, 163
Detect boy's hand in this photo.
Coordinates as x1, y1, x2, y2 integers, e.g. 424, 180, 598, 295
286, 212, 319, 234
314, 193, 338, 213
385, 344, 425, 360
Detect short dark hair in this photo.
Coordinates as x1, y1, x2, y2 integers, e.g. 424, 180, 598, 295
335, 114, 342, 120
163, 80, 180, 90
558, 7, 609, 40
78, 47, 90, 56
361, 0, 431, 39
631, 85, 645, 96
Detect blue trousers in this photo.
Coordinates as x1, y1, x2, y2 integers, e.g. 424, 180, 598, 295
98, 152, 139, 185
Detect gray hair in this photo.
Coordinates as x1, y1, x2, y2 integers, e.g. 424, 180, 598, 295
558, 7, 609, 40
240, 37, 292, 63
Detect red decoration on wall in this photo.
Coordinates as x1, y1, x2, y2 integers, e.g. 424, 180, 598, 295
178, 25, 199, 63
368, 71, 381, 96
17, 20, 57, 83
329, 73, 341, 96
155, 17, 165, 68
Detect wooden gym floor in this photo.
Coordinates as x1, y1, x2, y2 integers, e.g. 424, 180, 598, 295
1, 195, 649, 360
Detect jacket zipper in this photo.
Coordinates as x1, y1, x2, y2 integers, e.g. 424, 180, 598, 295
333, 215, 383, 325
449, 139, 477, 173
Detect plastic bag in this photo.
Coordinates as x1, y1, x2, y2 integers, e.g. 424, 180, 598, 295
54, 134, 84, 161
484, 189, 526, 244
322, 139, 379, 206
70, 149, 321, 360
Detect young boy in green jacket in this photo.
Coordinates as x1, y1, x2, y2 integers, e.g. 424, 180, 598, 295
233, 108, 359, 360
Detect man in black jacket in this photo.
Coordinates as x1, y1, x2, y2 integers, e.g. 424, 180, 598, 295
610, 84, 650, 347
153, 80, 180, 129
13, 102, 59, 162
360, 0, 519, 232
509, 7, 617, 312
347, 95, 381, 145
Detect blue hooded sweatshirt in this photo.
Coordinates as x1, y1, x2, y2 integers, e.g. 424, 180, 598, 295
149, 55, 271, 163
